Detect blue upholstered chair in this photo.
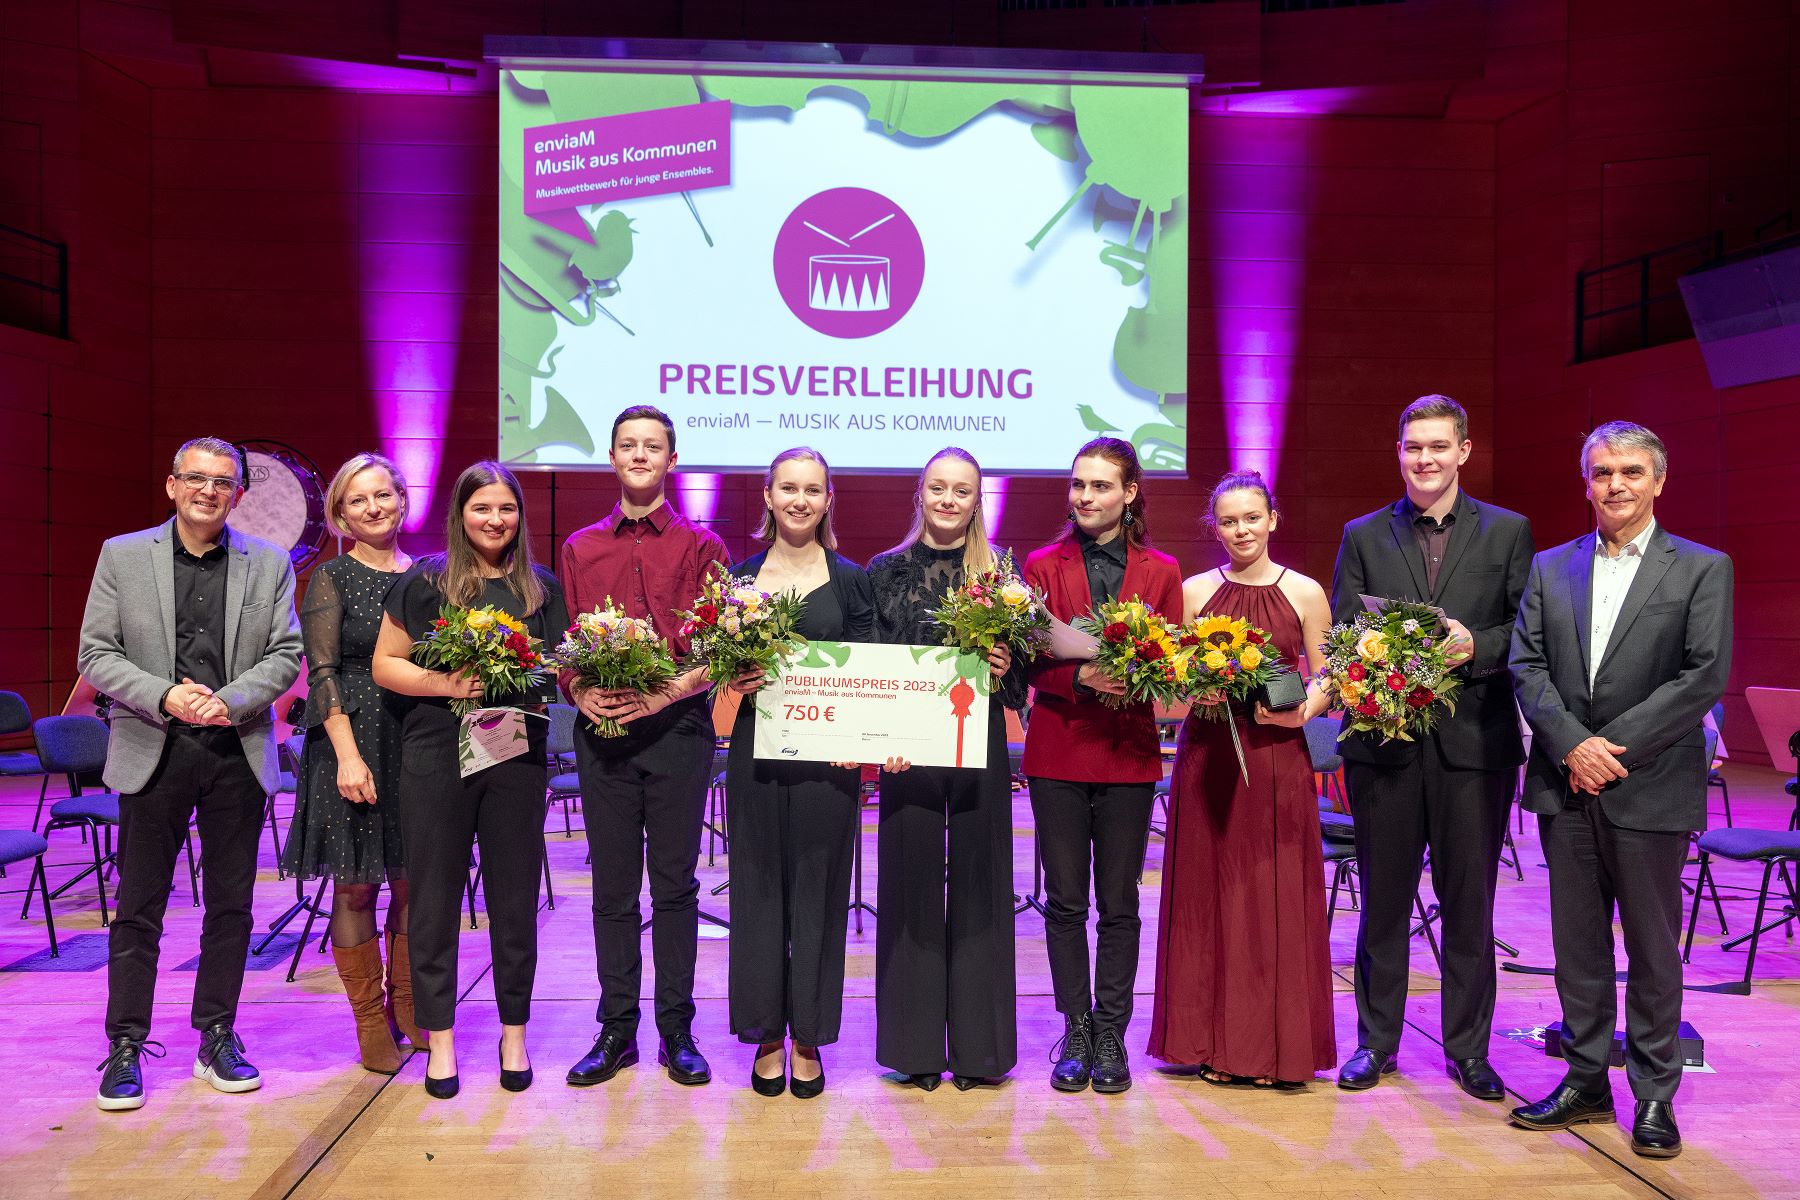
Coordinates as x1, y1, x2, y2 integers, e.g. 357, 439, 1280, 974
0, 690, 43, 787
0, 827, 58, 956
31, 716, 124, 926
1682, 826, 1800, 994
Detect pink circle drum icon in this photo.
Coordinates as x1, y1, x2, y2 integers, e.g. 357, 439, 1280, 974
773, 188, 924, 338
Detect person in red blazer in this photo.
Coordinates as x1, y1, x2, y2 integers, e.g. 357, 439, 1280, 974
1022, 437, 1182, 1095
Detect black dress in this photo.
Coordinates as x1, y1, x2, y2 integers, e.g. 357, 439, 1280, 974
726, 549, 873, 1047
281, 554, 407, 884
383, 563, 568, 1032
866, 541, 1025, 1079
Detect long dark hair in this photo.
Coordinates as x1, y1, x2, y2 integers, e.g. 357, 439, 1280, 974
1060, 436, 1150, 549
424, 461, 546, 613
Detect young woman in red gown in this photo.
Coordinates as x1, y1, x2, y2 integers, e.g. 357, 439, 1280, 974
1146, 470, 1338, 1088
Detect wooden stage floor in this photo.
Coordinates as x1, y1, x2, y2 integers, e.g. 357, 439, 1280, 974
0, 762, 1795, 1199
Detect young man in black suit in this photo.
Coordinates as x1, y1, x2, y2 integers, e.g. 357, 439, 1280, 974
1329, 395, 1534, 1099
1509, 421, 1732, 1159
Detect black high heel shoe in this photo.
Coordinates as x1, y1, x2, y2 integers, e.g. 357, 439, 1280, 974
751, 1044, 786, 1097
789, 1047, 825, 1100
424, 1041, 458, 1099
951, 1075, 988, 1092
498, 1037, 533, 1093
906, 1073, 942, 1092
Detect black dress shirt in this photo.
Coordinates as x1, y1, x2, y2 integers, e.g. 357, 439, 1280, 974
173, 535, 229, 695
1408, 501, 1457, 596
1077, 529, 1128, 607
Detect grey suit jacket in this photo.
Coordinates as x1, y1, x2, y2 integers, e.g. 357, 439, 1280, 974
76, 518, 303, 794
1509, 525, 1732, 832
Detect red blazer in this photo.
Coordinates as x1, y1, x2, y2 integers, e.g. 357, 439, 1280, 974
1022, 537, 1183, 784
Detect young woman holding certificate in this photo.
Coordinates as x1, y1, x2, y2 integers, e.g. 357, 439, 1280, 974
371, 462, 567, 1100
1022, 437, 1182, 1095
724, 447, 874, 1098
1144, 471, 1337, 1089
867, 447, 1023, 1092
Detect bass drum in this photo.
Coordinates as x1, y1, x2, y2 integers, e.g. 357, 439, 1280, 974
232, 440, 329, 571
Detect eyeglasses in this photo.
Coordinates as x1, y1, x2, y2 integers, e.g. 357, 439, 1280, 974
173, 472, 242, 494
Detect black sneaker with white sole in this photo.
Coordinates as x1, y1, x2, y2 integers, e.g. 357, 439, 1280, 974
96, 1037, 165, 1112
194, 1023, 262, 1094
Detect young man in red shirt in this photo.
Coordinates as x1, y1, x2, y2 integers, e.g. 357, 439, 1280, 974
561, 406, 730, 1088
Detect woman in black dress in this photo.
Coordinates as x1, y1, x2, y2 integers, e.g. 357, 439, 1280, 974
281, 453, 416, 1073
725, 447, 874, 1099
867, 447, 1023, 1091
372, 461, 567, 1099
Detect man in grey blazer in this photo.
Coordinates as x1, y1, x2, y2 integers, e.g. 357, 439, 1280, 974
77, 437, 302, 1112
1509, 421, 1732, 1159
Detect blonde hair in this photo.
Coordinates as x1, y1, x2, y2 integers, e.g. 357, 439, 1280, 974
756, 446, 837, 550
424, 461, 546, 614
881, 446, 996, 575
324, 452, 408, 541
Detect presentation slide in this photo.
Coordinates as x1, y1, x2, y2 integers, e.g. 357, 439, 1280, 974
497, 61, 1189, 474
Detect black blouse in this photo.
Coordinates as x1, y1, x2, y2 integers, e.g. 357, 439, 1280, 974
866, 540, 1027, 711
730, 548, 875, 643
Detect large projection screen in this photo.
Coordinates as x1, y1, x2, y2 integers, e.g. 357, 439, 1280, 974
493, 42, 1198, 474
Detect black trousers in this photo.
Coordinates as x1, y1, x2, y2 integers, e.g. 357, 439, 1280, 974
725, 728, 858, 1046
107, 728, 264, 1041
1539, 796, 1689, 1101
400, 748, 545, 1031
1344, 750, 1512, 1060
577, 698, 713, 1040
1028, 777, 1155, 1034
876, 713, 1018, 1077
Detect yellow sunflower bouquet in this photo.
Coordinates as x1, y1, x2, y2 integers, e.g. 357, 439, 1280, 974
412, 603, 549, 717
1071, 597, 1197, 710
1183, 614, 1289, 722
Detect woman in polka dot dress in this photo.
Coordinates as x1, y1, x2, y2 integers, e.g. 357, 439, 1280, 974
279, 453, 417, 1073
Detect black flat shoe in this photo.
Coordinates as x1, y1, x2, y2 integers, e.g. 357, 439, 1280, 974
789, 1048, 824, 1100
1509, 1083, 1614, 1131
498, 1038, 533, 1093
951, 1075, 997, 1092
1336, 1047, 1397, 1091
658, 1031, 712, 1086
1632, 1100, 1681, 1158
424, 1072, 460, 1099
906, 1073, 942, 1092
567, 1029, 638, 1086
751, 1044, 785, 1097
1446, 1057, 1505, 1101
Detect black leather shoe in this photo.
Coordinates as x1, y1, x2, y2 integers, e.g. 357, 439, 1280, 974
566, 1029, 638, 1086
1336, 1046, 1397, 1091
194, 1024, 261, 1094
658, 1030, 712, 1085
788, 1048, 824, 1100
424, 1071, 460, 1099
906, 1073, 942, 1092
498, 1037, 533, 1093
951, 1075, 995, 1091
1631, 1100, 1681, 1158
1090, 1025, 1131, 1094
1446, 1057, 1505, 1101
1048, 1014, 1093, 1093
1509, 1082, 1615, 1131
96, 1037, 164, 1112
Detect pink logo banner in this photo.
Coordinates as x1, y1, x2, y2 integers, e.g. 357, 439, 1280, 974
522, 100, 731, 242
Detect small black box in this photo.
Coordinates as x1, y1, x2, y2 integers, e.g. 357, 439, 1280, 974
1544, 1020, 1704, 1068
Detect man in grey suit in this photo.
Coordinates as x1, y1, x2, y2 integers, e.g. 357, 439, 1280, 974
1509, 421, 1732, 1159
78, 437, 302, 1112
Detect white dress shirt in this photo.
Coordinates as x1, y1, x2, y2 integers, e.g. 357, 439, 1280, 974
1589, 519, 1656, 688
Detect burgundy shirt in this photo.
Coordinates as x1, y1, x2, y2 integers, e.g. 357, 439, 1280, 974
558, 499, 730, 665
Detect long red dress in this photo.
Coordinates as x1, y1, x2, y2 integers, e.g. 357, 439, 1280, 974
1145, 573, 1337, 1081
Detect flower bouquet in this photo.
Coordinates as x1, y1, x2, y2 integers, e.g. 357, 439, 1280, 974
1183, 614, 1295, 781
678, 571, 809, 690
928, 550, 1053, 662
1071, 597, 1197, 710
411, 604, 549, 717
549, 600, 680, 737
1317, 600, 1461, 742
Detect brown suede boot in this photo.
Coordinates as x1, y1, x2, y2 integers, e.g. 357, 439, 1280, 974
385, 929, 424, 1048
332, 937, 404, 1074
